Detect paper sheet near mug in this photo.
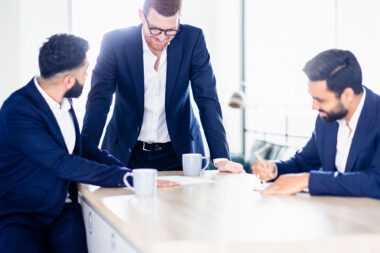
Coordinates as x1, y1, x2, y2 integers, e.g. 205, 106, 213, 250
182, 153, 209, 176
123, 168, 157, 196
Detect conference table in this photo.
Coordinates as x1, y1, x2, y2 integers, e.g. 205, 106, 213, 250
79, 170, 380, 253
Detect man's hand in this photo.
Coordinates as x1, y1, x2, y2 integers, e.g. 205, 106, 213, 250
261, 173, 309, 195
251, 160, 276, 181
157, 180, 180, 188
216, 160, 245, 173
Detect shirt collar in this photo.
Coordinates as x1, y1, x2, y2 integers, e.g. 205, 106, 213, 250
337, 87, 366, 131
34, 76, 71, 112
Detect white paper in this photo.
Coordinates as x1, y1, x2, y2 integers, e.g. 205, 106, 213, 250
252, 181, 271, 191
158, 175, 215, 185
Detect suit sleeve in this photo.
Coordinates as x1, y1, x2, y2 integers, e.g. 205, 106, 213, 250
190, 29, 230, 160
81, 134, 126, 167
275, 130, 322, 175
308, 133, 380, 199
82, 33, 118, 146
2, 105, 130, 187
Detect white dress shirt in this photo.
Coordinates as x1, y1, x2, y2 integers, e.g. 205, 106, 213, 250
35, 77, 77, 203
335, 88, 366, 173
34, 76, 76, 154
137, 31, 227, 165
137, 30, 171, 143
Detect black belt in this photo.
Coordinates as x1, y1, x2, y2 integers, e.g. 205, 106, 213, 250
135, 141, 172, 152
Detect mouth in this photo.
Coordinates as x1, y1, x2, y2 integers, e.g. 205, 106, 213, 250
153, 40, 166, 45
151, 36, 168, 44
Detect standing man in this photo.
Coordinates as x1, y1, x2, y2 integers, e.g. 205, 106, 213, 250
82, 0, 243, 173
252, 49, 380, 199
0, 34, 177, 253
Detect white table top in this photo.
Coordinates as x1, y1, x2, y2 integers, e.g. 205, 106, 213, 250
79, 170, 380, 253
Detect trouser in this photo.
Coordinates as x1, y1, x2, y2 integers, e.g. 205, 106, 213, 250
0, 203, 87, 253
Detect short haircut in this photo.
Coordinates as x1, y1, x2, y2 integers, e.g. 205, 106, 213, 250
143, 0, 182, 17
39, 34, 89, 79
303, 49, 363, 96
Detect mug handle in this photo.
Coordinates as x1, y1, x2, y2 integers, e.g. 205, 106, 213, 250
123, 172, 135, 192
201, 156, 209, 171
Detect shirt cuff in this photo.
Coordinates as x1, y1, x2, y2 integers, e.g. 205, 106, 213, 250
273, 163, 278, 178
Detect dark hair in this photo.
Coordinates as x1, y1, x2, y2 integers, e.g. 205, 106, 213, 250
39, 34, 89, 78
143, 0, 182, 17
303, 49, 363, 96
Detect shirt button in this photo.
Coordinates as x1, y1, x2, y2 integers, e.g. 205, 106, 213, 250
128, 148, 132, 153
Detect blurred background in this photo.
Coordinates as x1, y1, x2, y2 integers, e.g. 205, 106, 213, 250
1, 0, 379, 167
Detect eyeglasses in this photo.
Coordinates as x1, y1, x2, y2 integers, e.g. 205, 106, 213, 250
143, 12, 180, 37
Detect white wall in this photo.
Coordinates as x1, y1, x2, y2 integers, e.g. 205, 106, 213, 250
182, 0, 242, 155
0, 0, 69, 105
0, 0, 20, 104
336, 0, 380, 92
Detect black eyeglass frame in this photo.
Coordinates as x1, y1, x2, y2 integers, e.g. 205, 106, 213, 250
143, 12, 180, 37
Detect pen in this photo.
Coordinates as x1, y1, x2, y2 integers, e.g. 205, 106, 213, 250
254, 152, 275, 183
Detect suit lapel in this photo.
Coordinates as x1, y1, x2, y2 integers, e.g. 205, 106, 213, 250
125, 25, 144, 114
25, 79, 68, 151
345, 88, 374, 172
166, 30, 183, 108
324, 121, 339, 171
68, 101, 82, 156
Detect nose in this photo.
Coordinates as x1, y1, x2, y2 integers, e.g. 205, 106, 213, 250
312, 99, 319, 111
156, 33, 167, 42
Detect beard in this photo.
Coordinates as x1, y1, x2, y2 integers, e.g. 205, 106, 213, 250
320, 101, 348, 123
64, 79, 84, 98
144, 32, 171, 52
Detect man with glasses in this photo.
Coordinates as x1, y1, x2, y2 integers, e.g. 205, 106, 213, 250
83, 0, 244, 173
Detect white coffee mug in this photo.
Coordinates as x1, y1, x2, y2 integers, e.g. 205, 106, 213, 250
182, 153, 209, 176
123, 168, 157, 196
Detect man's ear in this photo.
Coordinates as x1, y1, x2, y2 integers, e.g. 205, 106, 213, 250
63, 74, 75, 90
139, 9, 144, 23
341, 87, 355, 103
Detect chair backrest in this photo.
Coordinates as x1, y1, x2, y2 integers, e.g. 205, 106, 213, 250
248, 139, 298, 163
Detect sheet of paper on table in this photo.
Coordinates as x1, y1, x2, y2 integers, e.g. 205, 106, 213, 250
158, 175, 215, 185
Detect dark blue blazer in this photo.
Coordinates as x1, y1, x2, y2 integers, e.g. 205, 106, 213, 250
0, 79, 130, 229
82, 24, 230, 165
276, 87, 380, 199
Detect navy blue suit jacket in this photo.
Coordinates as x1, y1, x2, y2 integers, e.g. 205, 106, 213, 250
276, 87, 380, 199
0, 79, 130, 229
82, 24, 230, 165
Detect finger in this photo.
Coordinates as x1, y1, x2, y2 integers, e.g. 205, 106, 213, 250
261, 171, 275, 181
158, 182, 180, 188
252, 164, 265, 175
261, 185, 278, 195
227, 166, 242, 174
232, 164, 244, 173
260, 183, 281, 195
157, 180, 180, 188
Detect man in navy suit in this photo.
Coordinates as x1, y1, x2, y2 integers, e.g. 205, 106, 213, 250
82, 0, 244, 173
252, 49, 380, 199
0, 34, 178, 253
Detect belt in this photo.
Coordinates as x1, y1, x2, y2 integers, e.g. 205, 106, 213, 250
135, 141, 172, 152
